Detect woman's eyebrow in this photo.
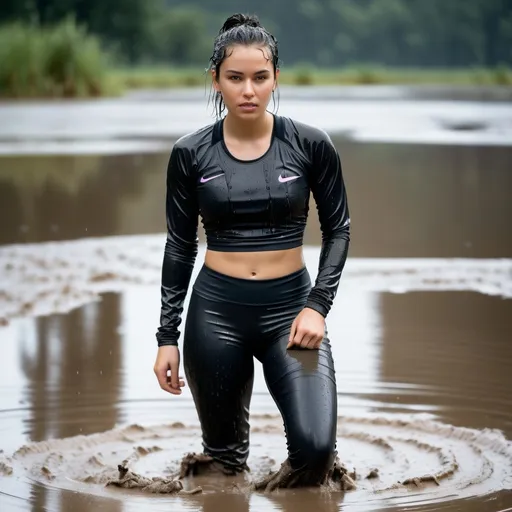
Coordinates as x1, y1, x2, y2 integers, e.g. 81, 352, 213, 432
225, 69, 270, 75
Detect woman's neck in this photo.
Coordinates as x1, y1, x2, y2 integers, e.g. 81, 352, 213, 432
223, 111, 274, 142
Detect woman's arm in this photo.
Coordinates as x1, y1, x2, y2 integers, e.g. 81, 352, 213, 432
305, 132, 350, 318
155, 141, 199, 347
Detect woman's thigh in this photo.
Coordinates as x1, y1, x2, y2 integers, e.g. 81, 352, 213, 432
183, 292, 254, 470
260, 331, 338, 472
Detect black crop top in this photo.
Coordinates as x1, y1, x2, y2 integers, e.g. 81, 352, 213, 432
156, 114, 350, 346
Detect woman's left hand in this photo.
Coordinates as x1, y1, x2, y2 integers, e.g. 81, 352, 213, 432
287, 307, 325, 350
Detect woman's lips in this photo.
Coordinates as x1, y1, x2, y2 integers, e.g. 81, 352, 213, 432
239, 103, 257, 111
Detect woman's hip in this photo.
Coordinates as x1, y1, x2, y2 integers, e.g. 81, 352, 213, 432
191, 264, 311, 307
185, 264, 312, 342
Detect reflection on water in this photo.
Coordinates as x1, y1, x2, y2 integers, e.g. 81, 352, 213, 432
0, 153, 168, 244
380, 291, 512, 434
21, 293, 122, 441
1, 294, 124, 512
1, 142, 511, 259
341, 143, 512, 258
182, 491, 346, 512
1, 280, 511, 511
1, 123, 512, 511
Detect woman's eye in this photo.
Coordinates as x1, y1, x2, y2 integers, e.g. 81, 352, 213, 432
227, 76, 267, 81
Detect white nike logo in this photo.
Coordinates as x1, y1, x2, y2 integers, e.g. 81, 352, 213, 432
200, 173, 223, 183
278, 174, 300, 183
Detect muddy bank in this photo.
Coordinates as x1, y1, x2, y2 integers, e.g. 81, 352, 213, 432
2, 413, 511, 507
1, 235, 511, 326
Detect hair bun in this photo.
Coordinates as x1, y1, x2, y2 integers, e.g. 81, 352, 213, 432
219, 13, 262, 34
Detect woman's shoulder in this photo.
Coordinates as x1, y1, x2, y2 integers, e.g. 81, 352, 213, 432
279, 116, 332, 145
167, 122, 218, 174
276, 115, 335, 156
173, 122, 217, 152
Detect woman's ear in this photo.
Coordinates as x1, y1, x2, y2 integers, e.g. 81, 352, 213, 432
273, 69, 280, 91
211, 69, 221, 92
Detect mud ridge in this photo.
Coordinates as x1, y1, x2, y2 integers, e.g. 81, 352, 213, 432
340, 416, 512, 459
13, 423, 163, 458
2, 237, 511, 323
0, 461, 13, 476
106, 464, 202, 495
250, 457, 356, 493
4, 414, 512, 504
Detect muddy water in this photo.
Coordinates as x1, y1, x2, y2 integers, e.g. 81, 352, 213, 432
1, 101, 512, 511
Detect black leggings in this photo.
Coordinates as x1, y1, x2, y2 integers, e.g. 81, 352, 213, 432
183, 265, 338, 477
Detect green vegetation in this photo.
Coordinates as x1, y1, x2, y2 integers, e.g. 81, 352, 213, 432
1, 0, 512, 98
112, 67, 208, 90
0, 19, 114, 98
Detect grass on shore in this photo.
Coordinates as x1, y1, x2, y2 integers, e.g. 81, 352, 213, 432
0, 19, 114, 98
112, 64, 512, 91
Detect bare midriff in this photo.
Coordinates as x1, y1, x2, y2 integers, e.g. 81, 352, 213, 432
205, 246, 305, 280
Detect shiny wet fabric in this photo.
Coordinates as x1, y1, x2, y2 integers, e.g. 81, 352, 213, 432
183, 265, 338, 477
156, 114, 351, 347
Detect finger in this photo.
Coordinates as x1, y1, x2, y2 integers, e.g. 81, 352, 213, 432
164, 371, 182, 395
306, 333, 323, 349
167, 374, 186, 386
300, 334, 314, 349
306, 336, 321, 350
287, 319, 298, 347
286, 320, 297, 349
299, 334, 311, 349
170, 359, 180, 391
155, 366, 175, 394
294, 328, 307, 347
313, 335, 324, 349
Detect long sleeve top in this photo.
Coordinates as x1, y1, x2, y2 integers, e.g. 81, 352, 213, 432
156, 114, 350, 346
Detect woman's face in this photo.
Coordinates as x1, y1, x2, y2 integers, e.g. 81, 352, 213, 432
212, 44, 279, 119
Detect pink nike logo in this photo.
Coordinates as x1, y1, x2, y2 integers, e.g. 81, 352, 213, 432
278, 174, 300, 183
200, 173, 223, 183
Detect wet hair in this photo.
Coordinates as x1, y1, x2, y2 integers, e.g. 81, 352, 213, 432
207, 13, 280, 118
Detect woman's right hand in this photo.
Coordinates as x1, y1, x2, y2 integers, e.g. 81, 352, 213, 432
153, 345, 185, 395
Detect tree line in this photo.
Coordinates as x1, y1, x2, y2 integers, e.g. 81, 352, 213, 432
1, 0, 511, 68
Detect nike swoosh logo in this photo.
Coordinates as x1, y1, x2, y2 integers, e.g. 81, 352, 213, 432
200, 173, 223, 183
278, 175, 300, 183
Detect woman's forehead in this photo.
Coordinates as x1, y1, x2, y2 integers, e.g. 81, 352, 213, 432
222, 45, 273, 70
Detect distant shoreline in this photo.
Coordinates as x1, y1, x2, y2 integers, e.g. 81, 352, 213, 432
114, 66, 512, 90
1, 68, 511, 101
1, 90, 511, 156
2, 82, 512, 104
123, 83, 512, 104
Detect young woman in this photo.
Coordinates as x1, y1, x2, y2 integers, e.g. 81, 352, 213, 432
153, 13, 351, 489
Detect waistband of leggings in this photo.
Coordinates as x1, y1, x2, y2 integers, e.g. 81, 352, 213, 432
192, 264, 311, 306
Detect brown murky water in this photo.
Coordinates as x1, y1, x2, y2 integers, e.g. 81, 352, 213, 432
1, 117, 512, 511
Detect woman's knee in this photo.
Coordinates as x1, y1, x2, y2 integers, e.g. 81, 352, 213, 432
290, 433, 336, 473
